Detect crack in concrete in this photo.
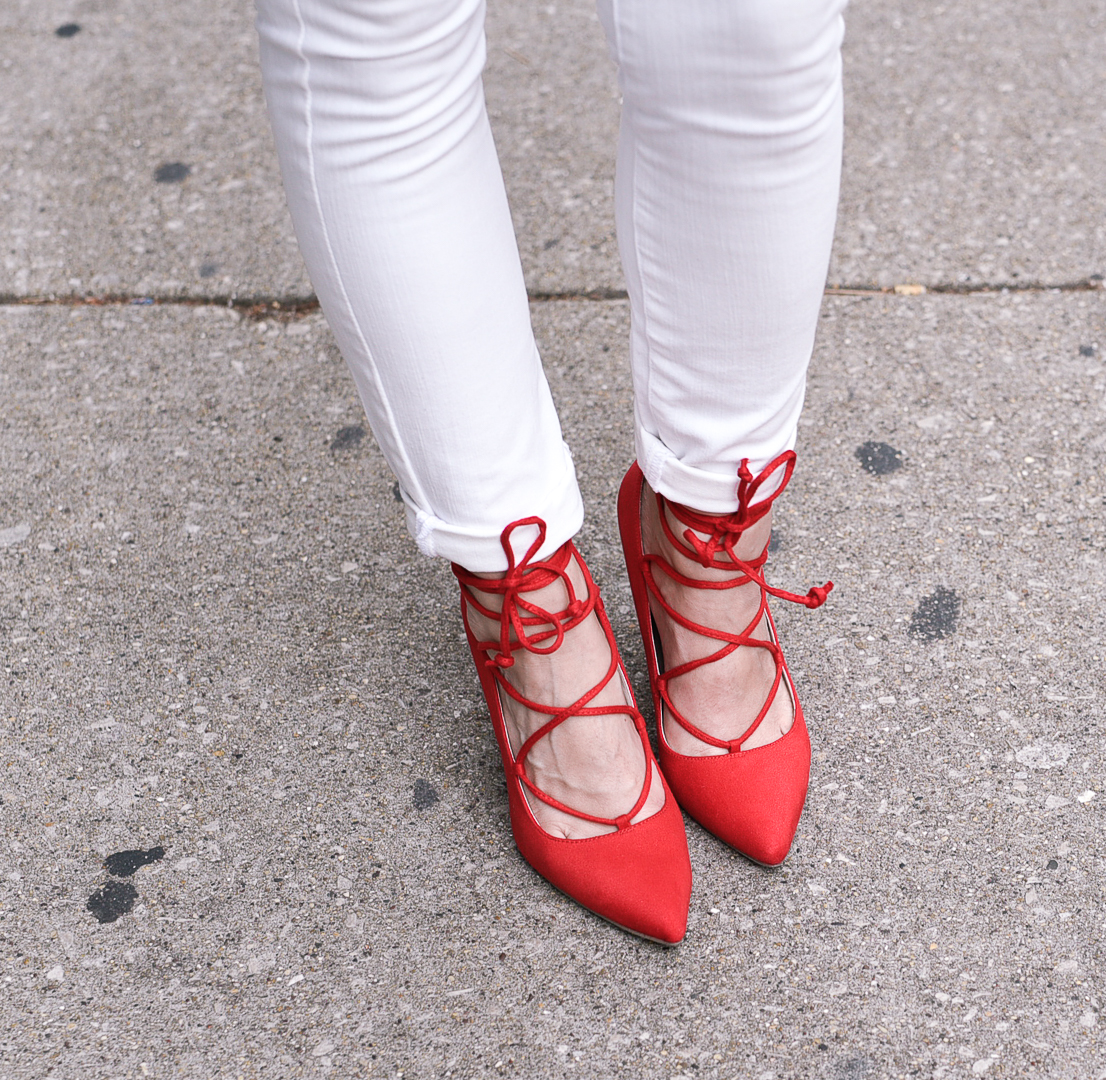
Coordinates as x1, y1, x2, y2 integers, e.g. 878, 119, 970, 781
0, 276, 1102, 321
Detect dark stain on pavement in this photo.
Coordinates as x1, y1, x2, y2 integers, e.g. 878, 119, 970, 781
908, 586, 960, 641
86, 880, 139, 924
55, 23, 81, 37
154, 162, 191, 184
855, 440, 904, 476
413, 780, 439, 810
1079, 344, 1098, 357
199, 261, 219, 279
834, 1058, 874, 1079
87, 846, 166, 922
104, 846, 166, 877
330, 425, 365, 452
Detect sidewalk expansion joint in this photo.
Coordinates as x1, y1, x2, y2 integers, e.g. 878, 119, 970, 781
0, 276, 1102, 320
827, 276, 1103, 297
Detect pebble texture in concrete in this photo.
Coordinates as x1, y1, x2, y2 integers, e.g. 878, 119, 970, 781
1, 0, 624, 301
7, 0, 1105, 301
2, 293, 1105, 1077
833, 0, 1106, 290
0, 0, 308, 300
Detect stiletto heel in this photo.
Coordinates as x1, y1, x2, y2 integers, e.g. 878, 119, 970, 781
452, 518, 691, 944
618, 454, 832, 866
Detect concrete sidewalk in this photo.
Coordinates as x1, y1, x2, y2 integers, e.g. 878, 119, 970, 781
6, 0, 1105, 300
2, 2, 1105, 1079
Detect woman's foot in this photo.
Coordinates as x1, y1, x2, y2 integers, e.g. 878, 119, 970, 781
464, 553, 666, 839
639, 480, 794, 756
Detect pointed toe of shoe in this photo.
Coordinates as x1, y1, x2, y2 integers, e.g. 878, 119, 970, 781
659, 714, 810, 867
510, 787, 691, 944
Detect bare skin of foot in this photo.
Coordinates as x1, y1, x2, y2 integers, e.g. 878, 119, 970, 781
640, 481, 795, 757
465, 554, 666, 840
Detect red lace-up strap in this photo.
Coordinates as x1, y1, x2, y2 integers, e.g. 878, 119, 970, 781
453, 518, 654, 831
452, 519, 592, 670
643, 452, 833, 752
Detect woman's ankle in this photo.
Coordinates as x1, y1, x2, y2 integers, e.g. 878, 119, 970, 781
640, 481, 794, 754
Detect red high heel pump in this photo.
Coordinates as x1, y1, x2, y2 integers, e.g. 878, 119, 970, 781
618, 453, 832, 866
452, 518, 691, 944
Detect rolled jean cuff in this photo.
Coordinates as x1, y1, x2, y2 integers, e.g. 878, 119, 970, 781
635, 426, 797, 515
404, 444, 585, 572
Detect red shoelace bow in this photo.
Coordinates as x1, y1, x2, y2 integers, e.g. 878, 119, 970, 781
453, 518, 595, 670
644, 451, 833, 751
453, 518, 652, 830
660, 452, 833, 610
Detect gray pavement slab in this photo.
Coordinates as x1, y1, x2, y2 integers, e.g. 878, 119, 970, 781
833, 0, 1106, 289
0, 0, 310, 301
8, 0, 1106, 305
2, 292, 1105, 1077
0, 0, 621, 302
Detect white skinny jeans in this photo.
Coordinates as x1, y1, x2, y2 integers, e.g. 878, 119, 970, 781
256, 0, 845, 571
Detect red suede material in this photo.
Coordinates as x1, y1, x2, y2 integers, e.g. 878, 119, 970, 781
509, 779, 692, 944
618, 461, 814, 866
455, 524, 692, 944
657, 711, 810, 867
